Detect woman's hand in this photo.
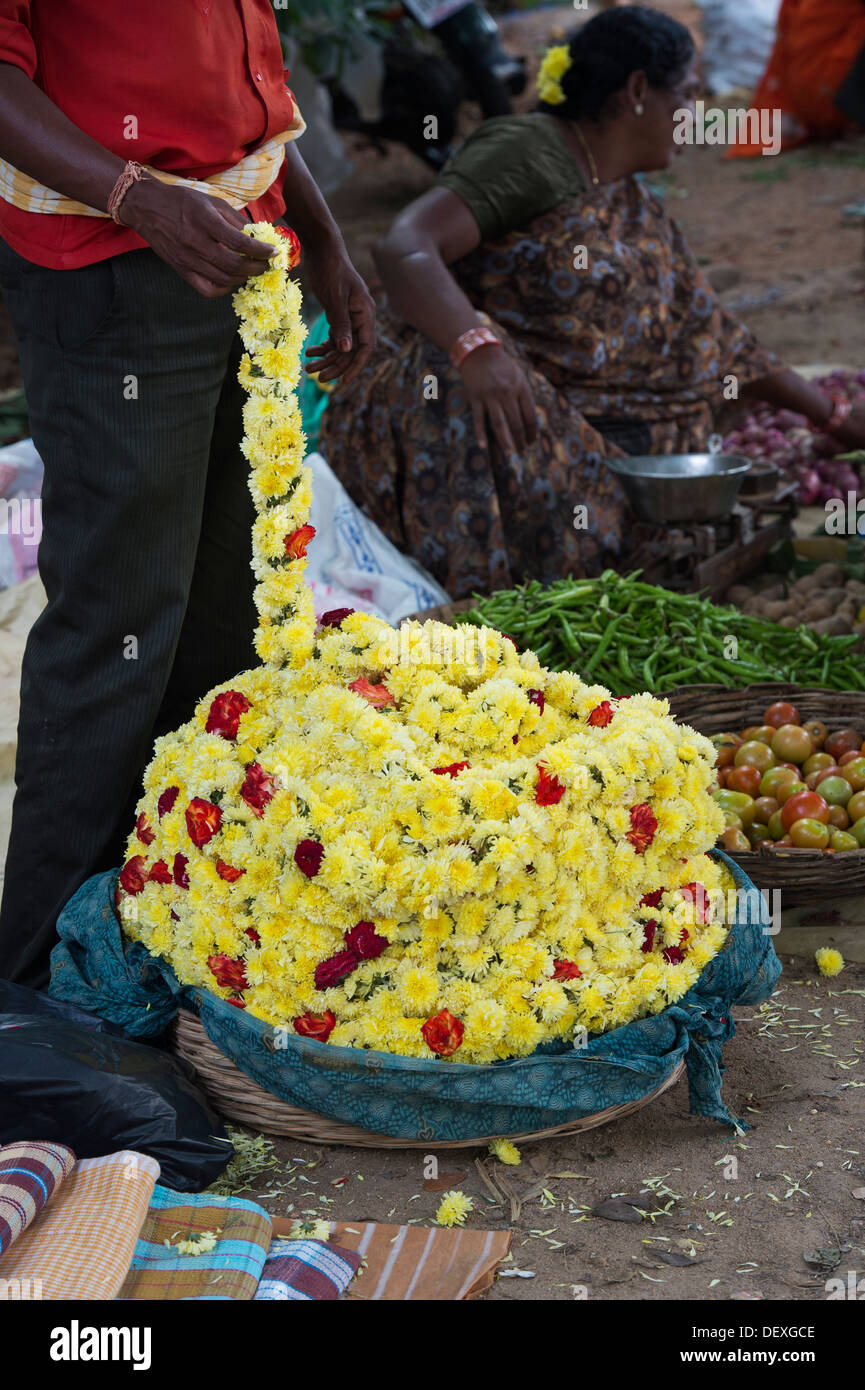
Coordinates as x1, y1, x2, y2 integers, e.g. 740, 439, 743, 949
302, 240, 376, 386
122, 178, 276, 298
459, 345, 539, 456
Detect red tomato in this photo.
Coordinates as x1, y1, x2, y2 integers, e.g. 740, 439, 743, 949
828, 805, 850, 830
753, 796, 780, 825
838, 750, 860, 766
803, 720, 827, 748
727, 765, 762, 797
763, 701, 800, 728
825, 728, 863, 761
781, 789, 831, 832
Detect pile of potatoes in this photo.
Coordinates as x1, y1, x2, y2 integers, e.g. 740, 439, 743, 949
726, 562, 865, 642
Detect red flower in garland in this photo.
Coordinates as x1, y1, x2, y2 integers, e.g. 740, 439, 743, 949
245, 927, 261, 945
348, 677, 396, 708
241, 761, 277, 816
641, 920, 657, 953
528, 689, 545, 714
148, 859, 172, 885
318, 607, 355, 628
205, 690, 250, 741
553, 958, 582, 981
432, 761, 469, 778
314, 949, 359, 991
119, 856, 147, 896
535, 763, 566, 806
284, 523, 316, 559
679, 882, 711, 925
501, 634, 519, 651
662, 945, 686, 965
173, 853, 190, 889
227, 996, 246, 1009
421, 1009, 464, 1057
294, 838, 324, 878
136, 813, 155, 846
344, 920, 388, 960
216, 859, 246, 883
627, 804, 658, 853
294, 1010, 336, 1042
640, 888, 664, 908
275, 224, 302, 267
207, 953, 249, 993
157, 785, 179, 819
587, 700, 614, 728
186, 797, 222, 847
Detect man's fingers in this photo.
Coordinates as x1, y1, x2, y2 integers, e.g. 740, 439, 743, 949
503, 395, 527, 454
185, 270, 230, 299
206, 205, 276, 262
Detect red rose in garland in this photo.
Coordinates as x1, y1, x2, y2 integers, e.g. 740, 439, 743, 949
148, 860, 172, 885
240, 761, 277, 816
173, 853, 189, 889
185, 797, 223, 847
274, 224, 302, 268
136, 813, 155, 846
205, 690, 250, 741
284, 523, 316, 559
294, 838, 324, 878
294, 1010, 336, 1042
432, 761, 469, 778
627, 804, 658, 853
157, 786, 179, 819
216, 859, 246, 883
535, 763, 566, 806
553, 958, 582, 981
528, 689, 545, 714
348, 677, 396, 708
587, 700, 613, 728
344, 920, 388, 960
314, 949, 359, 991
318, 607, 355, 628
421, 1009, 464, 1057
207, 953, 249, 993
679, 882, 711, 925
641, 920, 657, 953
119, 856, 147, 895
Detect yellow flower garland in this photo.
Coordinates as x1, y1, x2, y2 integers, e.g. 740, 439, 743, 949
118, 223, 731, 1064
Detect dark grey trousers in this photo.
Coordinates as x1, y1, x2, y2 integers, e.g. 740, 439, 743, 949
0, 240, 258, 987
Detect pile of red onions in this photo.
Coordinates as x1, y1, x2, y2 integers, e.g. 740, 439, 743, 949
722, 368, 865, 506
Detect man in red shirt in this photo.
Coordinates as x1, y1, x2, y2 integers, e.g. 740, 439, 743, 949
0, 2, 375, 986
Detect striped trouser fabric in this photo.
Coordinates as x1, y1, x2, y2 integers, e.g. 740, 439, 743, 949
0, 239, 258, 986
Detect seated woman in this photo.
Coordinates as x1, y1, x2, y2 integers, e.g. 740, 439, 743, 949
318, 5, 865, 599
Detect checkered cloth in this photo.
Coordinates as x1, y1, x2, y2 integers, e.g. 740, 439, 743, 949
0, 116, 304, 218
0, 1142, 76, 1256
0, 1151, 158, 1299
118, 1186, 272, 1301
254, 1237, 362, 1301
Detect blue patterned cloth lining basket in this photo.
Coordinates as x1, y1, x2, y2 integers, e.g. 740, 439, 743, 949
50, 851, 780, 1141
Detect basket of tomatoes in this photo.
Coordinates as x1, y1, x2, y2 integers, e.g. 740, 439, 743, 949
666, 684, 865, 904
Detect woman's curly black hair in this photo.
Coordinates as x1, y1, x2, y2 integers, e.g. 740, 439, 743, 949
538, 5, 695, 123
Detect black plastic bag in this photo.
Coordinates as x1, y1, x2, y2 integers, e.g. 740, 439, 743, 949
0, 1009, 233, 1192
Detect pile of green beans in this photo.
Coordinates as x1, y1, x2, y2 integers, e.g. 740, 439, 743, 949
453, 570, 865, 694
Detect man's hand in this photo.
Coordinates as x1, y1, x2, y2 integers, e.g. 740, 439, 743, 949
122, 177, 276, 298
302, 240, 376, 386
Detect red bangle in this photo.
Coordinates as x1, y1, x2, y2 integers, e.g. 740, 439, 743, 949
450, 324, 500, 371
827, 396, 853, 435
107, 161, 145, 225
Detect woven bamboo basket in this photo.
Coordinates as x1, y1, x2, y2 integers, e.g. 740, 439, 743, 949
172, 1009, 684, 1147
665, 682, 865, 905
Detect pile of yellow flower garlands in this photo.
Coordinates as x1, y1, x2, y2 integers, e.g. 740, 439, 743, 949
118, 223, 730, 1065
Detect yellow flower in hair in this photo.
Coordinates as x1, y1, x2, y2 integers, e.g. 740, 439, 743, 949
538, 44, 571, 106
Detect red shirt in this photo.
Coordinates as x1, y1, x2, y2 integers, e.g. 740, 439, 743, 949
0, 1, 301, 268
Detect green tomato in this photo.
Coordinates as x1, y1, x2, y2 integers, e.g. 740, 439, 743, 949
767, 810, 786, 840
816, 775, 852, 807
712, 789, 755, 826
829, 829, 859, 852
849, 816, 865, 848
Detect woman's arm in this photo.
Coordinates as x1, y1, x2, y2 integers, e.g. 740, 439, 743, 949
742, 365, 865, 448
370, 187, 538, 455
